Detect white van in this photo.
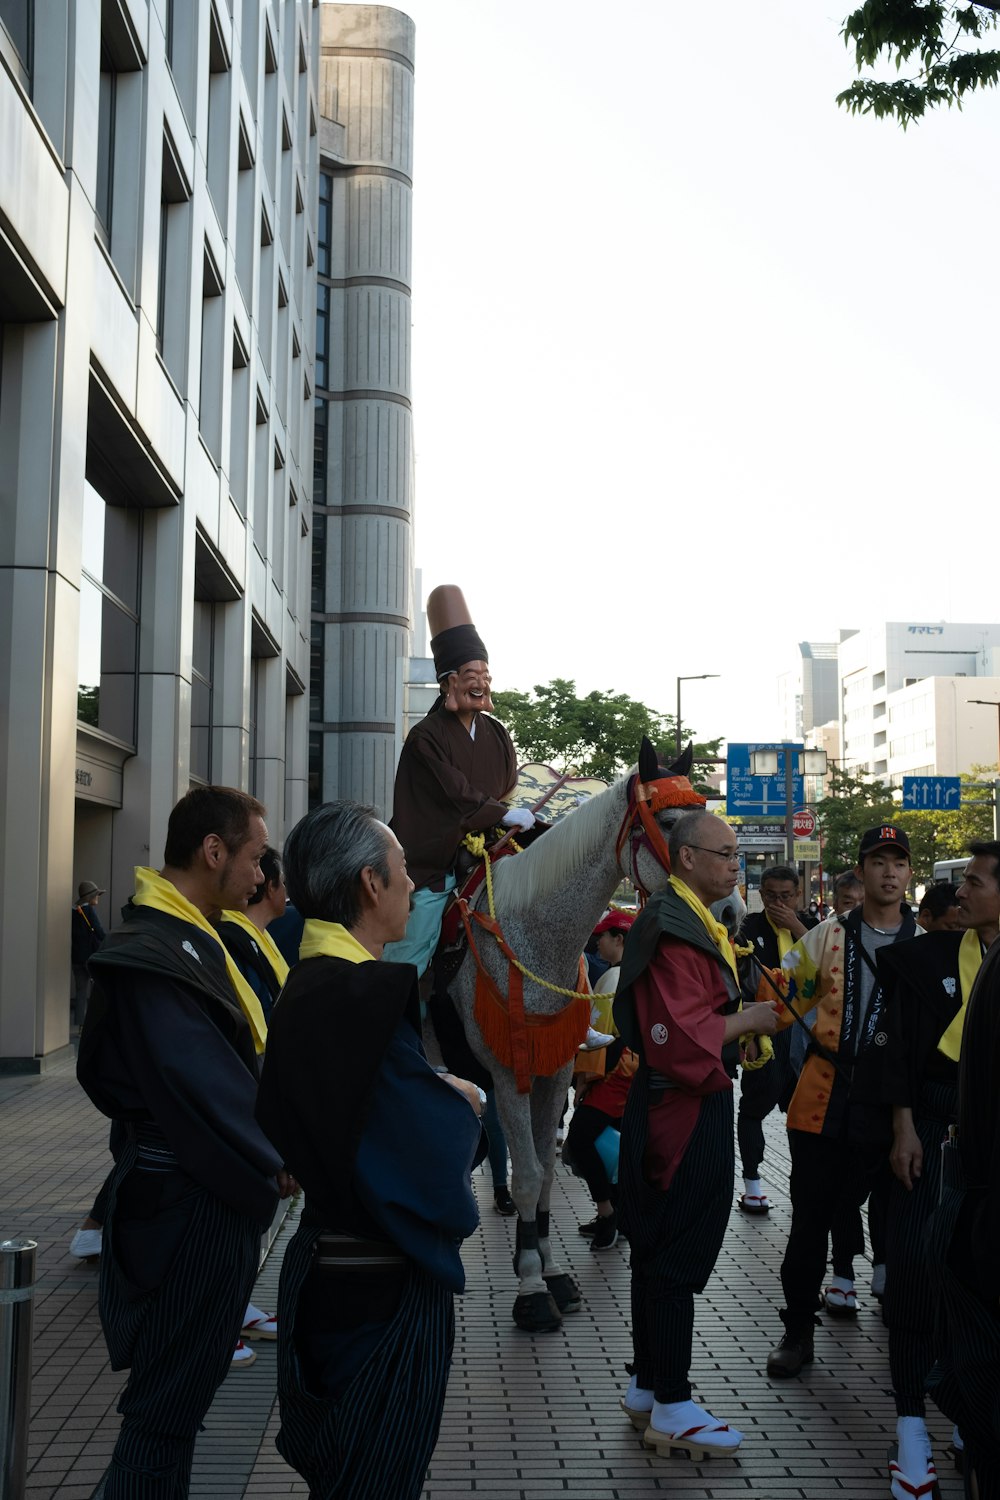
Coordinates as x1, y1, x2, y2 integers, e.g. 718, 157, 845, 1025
932, 857, 968, 885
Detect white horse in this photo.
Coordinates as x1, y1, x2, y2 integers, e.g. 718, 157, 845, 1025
445, 739, 744, 1332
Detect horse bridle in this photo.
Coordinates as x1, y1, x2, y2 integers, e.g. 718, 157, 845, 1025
614, 772, 706, 900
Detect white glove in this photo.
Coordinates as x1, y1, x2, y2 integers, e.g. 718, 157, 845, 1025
501, 807, 535, 831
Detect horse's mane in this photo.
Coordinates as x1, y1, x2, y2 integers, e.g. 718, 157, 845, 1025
489, 773, 627, 914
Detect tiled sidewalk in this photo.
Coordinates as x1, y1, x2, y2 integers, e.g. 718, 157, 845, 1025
2, 1060, 962, 1500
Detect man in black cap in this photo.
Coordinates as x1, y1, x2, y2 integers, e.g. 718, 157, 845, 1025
385, 584, 533, 975
766, 824, 918, 1380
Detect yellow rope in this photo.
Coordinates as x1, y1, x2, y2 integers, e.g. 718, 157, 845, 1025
462, 833, 595, 1002
461, 834, 775, 1063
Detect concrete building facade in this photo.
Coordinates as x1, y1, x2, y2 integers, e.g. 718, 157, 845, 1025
309, 3, 415, 818
0, 0, 320, 1067
838, 622, 1000, 782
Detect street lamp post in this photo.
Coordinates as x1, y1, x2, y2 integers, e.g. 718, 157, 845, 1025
970, 699, 1000, 773
969, 699, 1000, 840
676, 674, 720, 758
749, 746, 828, 867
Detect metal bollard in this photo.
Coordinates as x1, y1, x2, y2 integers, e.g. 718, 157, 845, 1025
0, 1240, 36, 1500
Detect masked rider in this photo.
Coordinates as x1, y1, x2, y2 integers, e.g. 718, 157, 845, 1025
384, 585, 535, 976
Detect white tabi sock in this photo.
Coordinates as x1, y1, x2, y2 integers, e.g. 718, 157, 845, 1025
625, 1374, 653, 1411
829, 1274, 854, 1294
893, 1416, 934, 1497
743, 1177, 763, 1198
650, 1399, 742, 1448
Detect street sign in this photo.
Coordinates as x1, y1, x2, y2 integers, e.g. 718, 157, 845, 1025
901, 776, 961, 810
727, 743, 804, 817
794, 839, 821, 860
792, 807, 817, 838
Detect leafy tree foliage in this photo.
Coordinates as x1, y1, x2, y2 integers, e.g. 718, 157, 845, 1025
491, 678, 722, 788
817, 763, 996, 880
817, 767, 897, 875
838, 1, 1000, 126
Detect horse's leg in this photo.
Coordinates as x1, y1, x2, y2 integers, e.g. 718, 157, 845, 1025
530, 1064, 581, 1315
490, 1067, 563, 1333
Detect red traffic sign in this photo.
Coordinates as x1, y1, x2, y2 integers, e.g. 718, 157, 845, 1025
792, 807, 817, 839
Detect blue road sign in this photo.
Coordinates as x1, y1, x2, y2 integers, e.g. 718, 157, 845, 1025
901, 776, 961, 810
727, 743, 804, 817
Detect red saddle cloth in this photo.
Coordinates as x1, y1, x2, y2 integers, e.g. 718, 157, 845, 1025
439, 843, 516, 949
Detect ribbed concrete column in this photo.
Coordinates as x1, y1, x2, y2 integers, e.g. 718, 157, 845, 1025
320, 4, 414, 815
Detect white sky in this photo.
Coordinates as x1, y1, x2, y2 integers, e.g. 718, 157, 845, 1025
399, 1, 1000, 745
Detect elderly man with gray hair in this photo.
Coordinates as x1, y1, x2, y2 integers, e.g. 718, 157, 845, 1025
255, 800, 486, 1500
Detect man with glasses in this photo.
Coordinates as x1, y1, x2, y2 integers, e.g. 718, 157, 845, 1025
613, 810, 780, 1461
736, 866, 819, 1216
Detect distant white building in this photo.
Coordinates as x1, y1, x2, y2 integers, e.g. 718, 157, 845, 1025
838, 622, 1000, 781
778, 640, 842, 741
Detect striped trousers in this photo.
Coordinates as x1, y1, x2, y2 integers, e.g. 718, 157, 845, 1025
884, 1081, 956, 1417
92, 1144, 260, 1499
275, 1225, 455, 1500
926, 1176, 1000, 1499
620, 1087, 734, 1402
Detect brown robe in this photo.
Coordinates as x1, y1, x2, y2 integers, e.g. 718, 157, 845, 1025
390, 706, 517, 890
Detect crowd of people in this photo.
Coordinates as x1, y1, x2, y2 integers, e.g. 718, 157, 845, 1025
66, 588, 999, 1500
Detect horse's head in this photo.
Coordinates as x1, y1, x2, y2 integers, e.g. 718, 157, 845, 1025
615, 737, 707, 897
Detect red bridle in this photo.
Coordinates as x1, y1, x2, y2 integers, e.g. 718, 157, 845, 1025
614, 773, 706, 900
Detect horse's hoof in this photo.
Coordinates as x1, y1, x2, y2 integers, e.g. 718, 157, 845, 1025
512, 1291, 563, 1333
544, 1272, 582, 1314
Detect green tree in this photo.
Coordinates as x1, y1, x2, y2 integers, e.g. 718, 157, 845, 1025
838, 1, 1000, 127
491, 679, 722, 788
817, 764, 997, 882
816, 766, 898, 875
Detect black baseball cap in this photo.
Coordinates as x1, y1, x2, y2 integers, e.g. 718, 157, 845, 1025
857, 825, 910, 862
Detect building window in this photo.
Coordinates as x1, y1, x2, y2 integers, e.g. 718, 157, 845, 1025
313, 398, 327, 503
308, 729, 323, 809
0, 0, 32, 90
191, 600, 215, 782
199, 243, 224, 462
311, 511, 326, 613
309, 620, 323, 720
315, 283, 329, 389
158, 128, 192, 388
96, 3, 145, 294
206, 4, 231, 222
249, 655, 261, 796
76, 482, 141, 745
318, 171, 332, 277
96, 42, 117, 241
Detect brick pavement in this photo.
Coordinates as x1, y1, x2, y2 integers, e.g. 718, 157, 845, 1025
1, 1059, 963, 1500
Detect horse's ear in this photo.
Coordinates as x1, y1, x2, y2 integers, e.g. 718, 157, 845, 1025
638, 737, 659, 782
667, 742, 694, 778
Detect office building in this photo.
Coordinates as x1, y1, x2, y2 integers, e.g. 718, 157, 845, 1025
839, 622, 1000, 781
309, 3, 415, 816
0, 0, 320, 1067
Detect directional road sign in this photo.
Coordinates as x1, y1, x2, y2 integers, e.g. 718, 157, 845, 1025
727, 743, 804, 817
901, 776, 961, 810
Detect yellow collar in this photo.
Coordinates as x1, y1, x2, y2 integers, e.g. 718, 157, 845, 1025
765, 913, 795, 962
937, 927, 984, 1062
668, 874, 740, 987
219, 909, 290, 987
133, 867, 267, 1053
299, 919, 374, 965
